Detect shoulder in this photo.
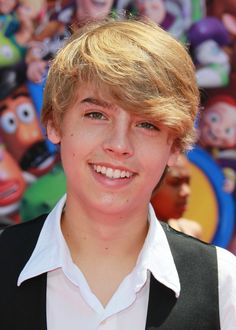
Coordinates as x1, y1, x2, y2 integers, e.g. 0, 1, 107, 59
0, 214, 48, 252
216, 247, 236, 326
161, 221, 216, 253
0, 214, 49, 284
216, 246, 236, 283
168, 218, 202, 239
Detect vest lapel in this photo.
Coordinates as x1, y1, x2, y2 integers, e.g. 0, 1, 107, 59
145, 274, 177, 329
15, 273, 47, 330
0, 214, 48, 329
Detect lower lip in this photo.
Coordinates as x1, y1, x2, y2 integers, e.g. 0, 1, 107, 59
90, 167, 134, 188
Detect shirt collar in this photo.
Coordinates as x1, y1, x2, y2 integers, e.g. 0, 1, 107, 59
17, 195, 67, 286
136, 205, 180, 297
18, 195, 180, 297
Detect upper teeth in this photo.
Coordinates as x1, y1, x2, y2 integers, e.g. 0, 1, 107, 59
93, 165, 133, 179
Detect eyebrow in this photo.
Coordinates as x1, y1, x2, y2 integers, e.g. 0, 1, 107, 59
81, 97, 112, 108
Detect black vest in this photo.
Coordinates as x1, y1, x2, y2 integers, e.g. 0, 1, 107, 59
0, 215, 220, 329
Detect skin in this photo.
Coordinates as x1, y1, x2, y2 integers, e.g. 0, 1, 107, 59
76, 0, 113, 21
47, 83, 179, 305
151, 154, 191, 220
199, 102, 236, 148
135, 0, 166, 24
0, 0, 16, 14
151, 155, 202, 238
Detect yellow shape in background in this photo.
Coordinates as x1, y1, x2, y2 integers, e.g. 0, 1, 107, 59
183, 163, 218, 243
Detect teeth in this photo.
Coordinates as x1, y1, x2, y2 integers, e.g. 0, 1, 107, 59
93, 165, 133, 179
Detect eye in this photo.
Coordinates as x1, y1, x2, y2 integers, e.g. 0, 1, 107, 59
16, 103, 35, 123
0, 112, 17, 134
169, 178, 181, 187
225, 127, 233, 136
208, 113, 220, 123
84, 111, 106, 120
137, 121, 159, 131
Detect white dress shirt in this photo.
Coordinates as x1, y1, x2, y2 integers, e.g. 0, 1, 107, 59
18, 195, 236, 330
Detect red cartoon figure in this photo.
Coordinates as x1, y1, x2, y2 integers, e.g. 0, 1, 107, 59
0, 86, 56, 176
0, 142, 26, 226
199, 95, 236, 194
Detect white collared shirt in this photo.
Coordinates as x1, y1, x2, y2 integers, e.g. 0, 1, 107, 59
18, 195, 236, 330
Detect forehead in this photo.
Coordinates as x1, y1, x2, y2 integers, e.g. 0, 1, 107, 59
75, 82, 115, 105
168, 156, 190, 177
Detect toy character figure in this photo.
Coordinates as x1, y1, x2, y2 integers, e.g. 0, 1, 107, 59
0, 142, 26, 225
207, 0, 236, 73
20, 163, 66, 222
0, 0, 34, 67
26, 0, 75, 83
187, 16, 231, 88
199, 94, 236, 193
0, 86, 56, 176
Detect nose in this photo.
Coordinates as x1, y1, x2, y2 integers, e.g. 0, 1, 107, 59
179, 183, 191, 197
103, 114, 134, 158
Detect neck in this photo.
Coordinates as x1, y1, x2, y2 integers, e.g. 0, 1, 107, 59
61, 196, 149, 260
60, 196, 149, 306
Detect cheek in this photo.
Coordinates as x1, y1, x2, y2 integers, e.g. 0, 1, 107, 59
224, 135, 235, 146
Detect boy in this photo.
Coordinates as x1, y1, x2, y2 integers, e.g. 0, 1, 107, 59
0, 18, 236, 329
151, 154, 202, 238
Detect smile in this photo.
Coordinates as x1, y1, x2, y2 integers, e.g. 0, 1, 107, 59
93, 165, 133, 179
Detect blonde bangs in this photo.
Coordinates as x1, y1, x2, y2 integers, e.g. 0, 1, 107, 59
42, 18, 199, 151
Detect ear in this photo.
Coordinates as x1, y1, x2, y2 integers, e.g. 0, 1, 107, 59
46, 120, 61, 144
167, 149, 180, 167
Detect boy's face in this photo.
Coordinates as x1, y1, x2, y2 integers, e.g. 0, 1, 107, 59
47, 83, 178, 216
151, 156, 191, 220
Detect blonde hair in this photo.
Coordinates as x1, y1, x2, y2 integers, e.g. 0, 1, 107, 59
41, 18, 199, 151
